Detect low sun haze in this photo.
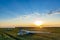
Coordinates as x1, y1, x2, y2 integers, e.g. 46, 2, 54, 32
0, 0, 60, 27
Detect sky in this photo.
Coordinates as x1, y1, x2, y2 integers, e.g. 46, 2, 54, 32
0, 0, 60, 27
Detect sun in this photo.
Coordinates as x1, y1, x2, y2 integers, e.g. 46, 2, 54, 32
34, 20, 43, 26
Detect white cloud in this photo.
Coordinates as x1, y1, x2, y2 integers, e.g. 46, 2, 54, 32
2, 12, 42, 27
47, 9, 60, 16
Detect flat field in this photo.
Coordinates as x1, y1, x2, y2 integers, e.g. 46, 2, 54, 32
0, 27, 60, 40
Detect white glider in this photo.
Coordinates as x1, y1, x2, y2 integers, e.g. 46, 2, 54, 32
17, 29, 50, 35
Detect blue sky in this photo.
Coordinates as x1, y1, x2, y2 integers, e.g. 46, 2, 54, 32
0, 0, 60, 27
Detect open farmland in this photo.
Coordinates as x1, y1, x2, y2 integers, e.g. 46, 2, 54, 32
0, 27, 60, 40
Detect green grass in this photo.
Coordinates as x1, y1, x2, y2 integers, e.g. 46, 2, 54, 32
0, 27, 60, 40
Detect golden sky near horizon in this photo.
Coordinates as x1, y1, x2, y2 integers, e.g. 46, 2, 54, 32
0, 0, 60, 27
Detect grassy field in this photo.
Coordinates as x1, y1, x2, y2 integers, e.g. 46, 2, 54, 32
0, 27, 60, 40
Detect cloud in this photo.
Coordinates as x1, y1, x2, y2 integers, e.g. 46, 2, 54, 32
48, 9, 60, 15
1, 12, 41, 27
12, 12, 41, 22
